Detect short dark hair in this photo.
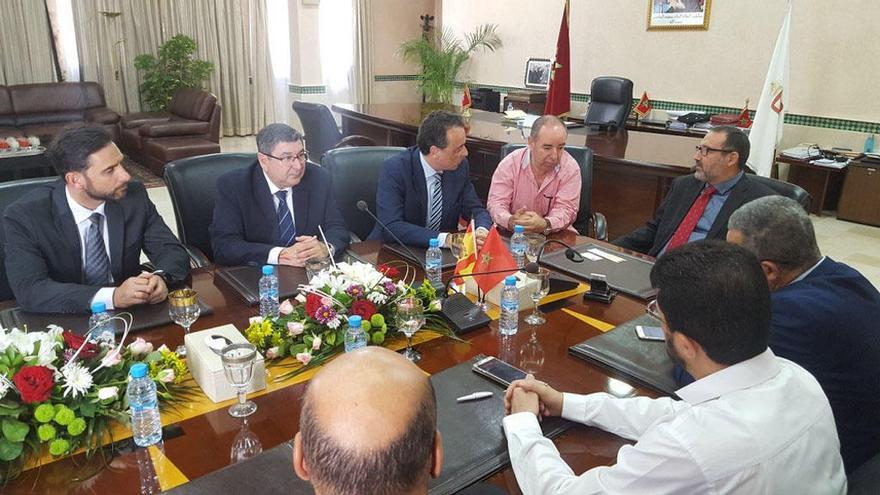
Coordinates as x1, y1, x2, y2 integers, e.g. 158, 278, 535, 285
529, 115, 566, 140
416, 111, 464, 154
729, 196, 821, 271
47, 125, 114, 175
650, 240, 770, 365
712, 126, 750, 169
256, 123, 302, 155
299, 382, 437, 495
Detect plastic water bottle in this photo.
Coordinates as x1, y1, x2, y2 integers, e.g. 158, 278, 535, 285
128, 363, 162, 447
425, 238, 442, 286
344, 315, 368, 352
865, 134, 875, 153
259, 265, 279, 320
88, 301, 115, 345
499, 275, 519, 336
510, 225, 527, 269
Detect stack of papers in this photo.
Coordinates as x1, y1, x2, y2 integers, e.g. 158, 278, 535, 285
810, 158, 848, 169
782, 146, 821, 160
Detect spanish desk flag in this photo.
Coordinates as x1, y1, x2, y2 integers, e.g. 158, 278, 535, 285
461, 83, 472, 110
635, 91, 653, 118
472, 226, 518, 295
453, 220, 477, 283
737, 99, 753, 128
544, 1, 570, 117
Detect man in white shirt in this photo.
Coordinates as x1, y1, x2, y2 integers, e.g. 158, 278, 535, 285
503, 240, 847, 494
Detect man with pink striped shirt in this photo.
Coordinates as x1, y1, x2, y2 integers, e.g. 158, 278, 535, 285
487, 115, 581, 234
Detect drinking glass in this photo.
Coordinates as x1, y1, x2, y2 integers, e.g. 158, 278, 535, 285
169, 289, 200, 357
305, 256, 331, 281
396, 297, 425, 363
524, 268, 550, 325
230, 419, 262, 464
525, 233, 546, 264
519, 328, 545, 374
447, 232, 465, 259
221, 343, 258, 418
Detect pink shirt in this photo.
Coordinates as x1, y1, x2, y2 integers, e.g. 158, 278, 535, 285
487, 147, 581, 232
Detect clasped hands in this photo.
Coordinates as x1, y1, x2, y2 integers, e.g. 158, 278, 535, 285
508, 207, 550, 233
279, 235, 330, 267
113, 271, 167, 308
504, 374, 565, 419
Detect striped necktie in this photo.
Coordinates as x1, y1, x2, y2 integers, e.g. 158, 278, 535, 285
276, 190, 296, 247
83, 212, 111, 286
427, 173, 443, 231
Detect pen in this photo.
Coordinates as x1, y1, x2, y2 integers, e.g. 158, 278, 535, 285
456, 391, 493, 402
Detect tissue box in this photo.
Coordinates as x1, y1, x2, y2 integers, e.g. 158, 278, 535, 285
185, 324, 267, 403
462, 271, 539, 308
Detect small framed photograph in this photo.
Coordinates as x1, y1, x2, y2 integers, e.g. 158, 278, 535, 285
524, 58, 552, 90
647, 0, 711, 31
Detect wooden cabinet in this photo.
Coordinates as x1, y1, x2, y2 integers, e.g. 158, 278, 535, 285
837, 161, 880, 226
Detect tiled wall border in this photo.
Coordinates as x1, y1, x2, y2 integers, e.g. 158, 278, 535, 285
288, 84, 326, 95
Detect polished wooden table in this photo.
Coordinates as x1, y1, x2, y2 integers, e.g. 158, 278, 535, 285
6, 238, 658, 494
333, 103, 702, 239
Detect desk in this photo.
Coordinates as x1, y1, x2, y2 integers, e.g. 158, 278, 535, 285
3, 238, 656, 494
774, 155, 846, 216
333, 103, 701, 239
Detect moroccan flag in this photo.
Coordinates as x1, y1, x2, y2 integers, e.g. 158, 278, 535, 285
635, 91, 652, 117
461, 83, 472, 109
737, 99, 752, 128
472, 225, 518, 295
544, 1, 570, 117
453, 220, 477, 280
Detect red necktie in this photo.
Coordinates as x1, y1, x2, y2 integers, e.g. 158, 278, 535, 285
666, 185, 717, 251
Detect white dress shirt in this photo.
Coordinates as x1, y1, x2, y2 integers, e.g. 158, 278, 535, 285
65, 187, 116, 309
419, 153, 487, 246
263, 171, 296, 265
503, 349, 846, 494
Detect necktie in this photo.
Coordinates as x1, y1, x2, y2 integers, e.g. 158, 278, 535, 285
427, 173, 443, 231
83, 212, 111, 286
276, 190, 296, 247
665, 185, 717, 251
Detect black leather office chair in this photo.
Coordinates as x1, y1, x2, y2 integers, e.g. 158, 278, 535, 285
0, 176, 57, 301
500, 144, 607, 240
849, 452, 880, 495
321, 146, 406, 241
747, 174, 813, 211
292, 101, 375, 162
164, 153, 256, 267
584, 77, 634, 130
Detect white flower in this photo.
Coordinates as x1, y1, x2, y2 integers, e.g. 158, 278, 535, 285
428, 299, 442, 312
248, 316, 264, 326
366, 291, 388, 305
266, 346, 280, 359
127, 338, 153, 356
326, 317, 341, 330
27, 136, 40, 147
157, 369, 176, 383
97, 386, 118, 401
61, 362, 93, 398
157, 344, 170, 354
9, 328, 37, 356
34, 333, 60, 366
287, 321, 304, 336
295, 352, 312, 365
0, 329, 12, 353
278, 299, 294, 315
311, 335, 322, 351
295, 293, 307, 303
0, 376, 11, 400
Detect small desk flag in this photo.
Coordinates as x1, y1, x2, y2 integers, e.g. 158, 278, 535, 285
635, 91, 653, 118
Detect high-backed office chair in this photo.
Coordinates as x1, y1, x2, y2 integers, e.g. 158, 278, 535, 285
584, 77, 634, 130
292, 101, 376, 162
163, 153, 256, 267
849, 452, 880, 495
500, 144, 607, 240
321, 146, 406, 241
747, 174, 812, 211
0, 176, 58, 301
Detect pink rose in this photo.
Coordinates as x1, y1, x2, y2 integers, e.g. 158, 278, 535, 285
279, 299, 294, 316
287, 321, 304, 336
157, 369, 176, 383
101, 350, 122, 367
295, 352, 312, 365
312, 335, 322, 351
266, 346, 280, 359
127, 337, 154, 356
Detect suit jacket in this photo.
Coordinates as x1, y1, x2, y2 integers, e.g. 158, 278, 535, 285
369, 147, 492, 247
2, 179, 190, 313
209, 161, 350, 266
613, 173, 776, 256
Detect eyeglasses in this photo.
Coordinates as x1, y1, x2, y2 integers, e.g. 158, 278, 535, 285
263, 150, 309, 165
695, 145, 734, 156
645, 299, 664, 322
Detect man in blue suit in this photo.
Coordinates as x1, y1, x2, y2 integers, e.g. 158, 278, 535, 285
210, 124, 349, 267
726, 196, 880, 473
371, 111, 492, 248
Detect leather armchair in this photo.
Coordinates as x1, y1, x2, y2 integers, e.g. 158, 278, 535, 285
584, 77, 634, 131
292, 101, 375, 162
0, 177, 57, 301
747, 174, 812, 211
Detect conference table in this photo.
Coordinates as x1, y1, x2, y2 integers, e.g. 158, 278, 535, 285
333, 103, 703, 239
4, 234, 661, 494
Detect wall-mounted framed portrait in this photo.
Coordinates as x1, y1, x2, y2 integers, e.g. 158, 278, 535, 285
524, 58, 552, 90
648, 0, 711, 30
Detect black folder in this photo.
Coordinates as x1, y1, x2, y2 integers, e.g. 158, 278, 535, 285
569, 314, 679, 396
383, 243, 458, 270
540, 242, 657, 300
215, 265, 308, 305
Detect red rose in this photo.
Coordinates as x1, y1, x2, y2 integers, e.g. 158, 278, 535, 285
63, 330, 99, 359
12, 365, 55, 404
17, 138, 29, 147
350, 299, 377, 320
377, 264, 400, 278
305, 293, 323, 319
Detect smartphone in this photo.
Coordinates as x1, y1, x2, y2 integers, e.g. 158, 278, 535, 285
635, 325, 665, 341
472, 355, 528, 387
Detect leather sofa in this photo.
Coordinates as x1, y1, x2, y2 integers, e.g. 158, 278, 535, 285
0, 82, 120, 142
119, 88, 221, 175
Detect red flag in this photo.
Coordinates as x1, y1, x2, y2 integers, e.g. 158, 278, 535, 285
738, 99, 752, 128
461, 84, 472, 109
635, 91, 652, 117
472, 226, 518, 295
544, 1, 570, 117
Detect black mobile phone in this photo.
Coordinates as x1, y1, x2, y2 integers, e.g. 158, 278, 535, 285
472, 355, 528, 387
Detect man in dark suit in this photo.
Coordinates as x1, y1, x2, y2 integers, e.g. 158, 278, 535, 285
370, 111, 492, 248
727, 195, 880, 473
210, 123, 349, 267
613, 126, 775, 257
2, 126, 189, 314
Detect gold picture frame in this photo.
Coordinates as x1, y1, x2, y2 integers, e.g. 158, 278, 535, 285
647, 0, 711, 31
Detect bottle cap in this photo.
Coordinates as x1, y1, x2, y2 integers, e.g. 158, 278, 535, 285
348, 315, 362, 327
504, 275, 517, 286
130, 362, 148, 378
429, 238, 439, 247
514, 225, 524, 233
262, 265, 274, 275
90, 301, 106, 313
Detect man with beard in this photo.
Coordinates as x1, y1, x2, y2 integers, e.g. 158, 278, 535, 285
3, 125, 189, 313
613, 126, 775, 257
502, 241, 846, 494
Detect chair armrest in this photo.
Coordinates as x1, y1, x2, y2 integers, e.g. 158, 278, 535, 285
84, 107, 120, 125
185, 245, 211, 269
592, 212, 608, 241
139, 120, 210, 138
121, 112, 171, 129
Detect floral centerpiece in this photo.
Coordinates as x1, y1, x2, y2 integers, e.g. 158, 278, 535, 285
0, 136, 40, 153
0, 320, 190, 481
245, 261, 454, 380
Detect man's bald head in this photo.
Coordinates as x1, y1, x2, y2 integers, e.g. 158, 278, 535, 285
294, 347, 440, 495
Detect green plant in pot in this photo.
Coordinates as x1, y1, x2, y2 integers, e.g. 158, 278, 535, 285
399, 24, 502, 104
133, 34, 214, 111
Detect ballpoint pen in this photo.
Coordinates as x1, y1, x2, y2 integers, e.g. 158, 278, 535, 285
456, 391, 494, 402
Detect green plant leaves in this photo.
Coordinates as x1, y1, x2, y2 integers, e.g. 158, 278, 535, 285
133, 34, 215, 111
1, 418, 28, 443
0, 437, 23, 461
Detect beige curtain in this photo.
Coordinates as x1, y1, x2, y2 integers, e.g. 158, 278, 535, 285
0, 1, 58, 85
352, 0, 373, 104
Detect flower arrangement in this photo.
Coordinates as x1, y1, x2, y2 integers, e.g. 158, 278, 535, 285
0, 136, 40, 153
0, 321, 190, 481
245, 261, 452, 380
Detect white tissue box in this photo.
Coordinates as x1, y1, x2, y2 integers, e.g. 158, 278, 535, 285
185, 324, 267, 403
462, 270, 539, 309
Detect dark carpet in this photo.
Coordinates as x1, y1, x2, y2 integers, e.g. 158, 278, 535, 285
123, 156, 164, 188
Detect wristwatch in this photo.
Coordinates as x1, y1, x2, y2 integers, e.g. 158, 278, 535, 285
542, 219, 553, 236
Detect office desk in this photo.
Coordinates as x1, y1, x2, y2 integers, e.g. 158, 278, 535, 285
774, 155, 846, 216
4, 238, 657, 494
333, 103, 700, 239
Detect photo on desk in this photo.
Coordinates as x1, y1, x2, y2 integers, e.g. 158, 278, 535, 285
524, 58, 552, 90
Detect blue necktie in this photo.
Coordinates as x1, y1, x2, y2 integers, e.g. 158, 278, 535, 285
83, 212, 111, 286
427, 173, 443, 231
276, 190, 296, 247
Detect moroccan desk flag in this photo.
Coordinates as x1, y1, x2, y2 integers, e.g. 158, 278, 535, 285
472, 225, 518, 295
635, 91, 653, 118
737, 99, 752, 128
453, 220, 477, 282
544, 1, 570, 117
461, 83, 472, 110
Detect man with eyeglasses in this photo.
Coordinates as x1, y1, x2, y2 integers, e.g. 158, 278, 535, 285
613, 125, 775, 257
210, 123, 350, 267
